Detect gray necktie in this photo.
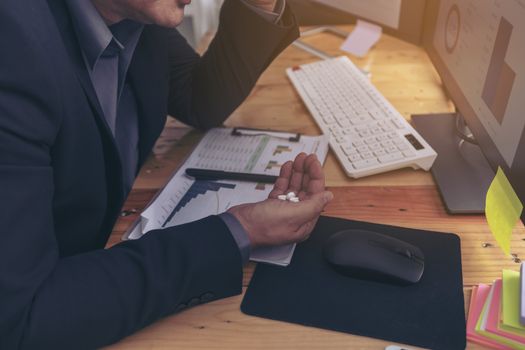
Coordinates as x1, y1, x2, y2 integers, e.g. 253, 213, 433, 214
90, 20, 142, 194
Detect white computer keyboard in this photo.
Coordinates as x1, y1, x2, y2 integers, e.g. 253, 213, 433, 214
287, 56, 437, 178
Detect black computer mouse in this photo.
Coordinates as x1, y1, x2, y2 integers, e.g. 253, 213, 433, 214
323, 229, 425, 285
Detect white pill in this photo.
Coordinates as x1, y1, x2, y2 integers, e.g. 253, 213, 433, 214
277, 195, 287, 201
286, 192, 297, 200
289, 197, 300, 203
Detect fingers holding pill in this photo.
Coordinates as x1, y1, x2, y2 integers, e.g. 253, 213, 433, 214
270, 153, 325, 204
228, 150, 332, 247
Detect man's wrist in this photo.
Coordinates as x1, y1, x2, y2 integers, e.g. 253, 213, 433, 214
219, 212, 251, 265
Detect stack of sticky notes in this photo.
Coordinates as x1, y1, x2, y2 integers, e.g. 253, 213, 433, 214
467, 265, 525, 349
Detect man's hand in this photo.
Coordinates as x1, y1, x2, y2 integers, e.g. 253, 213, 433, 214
228, 153, 333, 247
243, 0, 278, 12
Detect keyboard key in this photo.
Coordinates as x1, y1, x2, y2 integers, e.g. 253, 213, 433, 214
380, 140, 394, 148
370, 127, 382, 135
378, 152, 404, 163
376, 134, 389, 142
357, 145, 369, 153
387, 132, 398, 139
343, 130, 359, 139
365, 137, 377, 145
374, 149, 386, 157
360, 151, 373, 160
359, 130, 371, 138
335, 136, 346, 143
396, 143, 409, 151
347, 154, 362, 162
368, 143, 381, 151
330, 129, 344, 137
334, 111, 346, 119
351, 116, 369, 125
323, 115, 336, 124
403, 150, 416, 158
337, 118, 352, 127
385, 145, 398, 154
393, 138, 406, 145
390, 119, 405, 129
352, 158, 379, 169
368, 109, 384, 120
340, 144, 356, 155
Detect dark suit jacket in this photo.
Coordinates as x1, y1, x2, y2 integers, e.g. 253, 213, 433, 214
0, 1, 298, 348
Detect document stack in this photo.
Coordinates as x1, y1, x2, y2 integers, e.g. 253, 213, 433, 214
467, 265, 525, 349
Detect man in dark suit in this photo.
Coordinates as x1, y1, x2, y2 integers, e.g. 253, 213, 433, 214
0, 0, 333, 348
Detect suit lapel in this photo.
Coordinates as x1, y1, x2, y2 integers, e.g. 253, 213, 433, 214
46, 0, 126, 205
128, 26, 170, 167
47, 0, 116, 140
48, 2, 169, 199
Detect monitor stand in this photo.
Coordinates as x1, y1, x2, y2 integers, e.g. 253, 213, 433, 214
412, 113, 495, 214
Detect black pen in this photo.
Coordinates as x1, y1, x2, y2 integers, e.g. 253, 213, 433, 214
185, 168, 278, 183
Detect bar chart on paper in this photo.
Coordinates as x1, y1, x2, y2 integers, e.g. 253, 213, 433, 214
189, 128, 328, 175
162, 180, 236, 227
161, 180, 270, 228
273, 145, 292, 156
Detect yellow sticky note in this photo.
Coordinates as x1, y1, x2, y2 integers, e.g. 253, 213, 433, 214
485, 167, 523, 256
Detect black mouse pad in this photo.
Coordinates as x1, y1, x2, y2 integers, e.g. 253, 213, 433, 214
241, 216, 466, 350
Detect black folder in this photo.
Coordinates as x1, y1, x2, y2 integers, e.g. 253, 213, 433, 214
241, 216, 466, 350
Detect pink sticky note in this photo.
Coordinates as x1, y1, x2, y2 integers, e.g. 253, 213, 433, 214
340, 20, 382, 57
487, 279, 525, 343
467, 285, 513, 349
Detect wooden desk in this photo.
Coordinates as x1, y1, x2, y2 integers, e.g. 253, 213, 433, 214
105, 26, 525, 349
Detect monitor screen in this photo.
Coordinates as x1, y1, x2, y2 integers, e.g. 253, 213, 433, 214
423, 0, 525, 224
288, 0, 427, 44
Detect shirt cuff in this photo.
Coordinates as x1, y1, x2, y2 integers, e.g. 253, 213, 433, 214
219, 212, 251, 265
241, 0, 286, 24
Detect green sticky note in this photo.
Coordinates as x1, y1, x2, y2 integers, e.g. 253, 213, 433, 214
475, 282, 525, 349
502, 269, 525, 331
485, 167, 523, 256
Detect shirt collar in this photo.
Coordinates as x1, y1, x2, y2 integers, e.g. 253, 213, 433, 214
65, 0, 143, 69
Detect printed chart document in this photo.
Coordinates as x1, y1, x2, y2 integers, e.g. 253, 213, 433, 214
126, 128, 329, 266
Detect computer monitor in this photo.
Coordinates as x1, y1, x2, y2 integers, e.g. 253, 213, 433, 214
287, 0, 427, 44
413, 0, 524, 222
